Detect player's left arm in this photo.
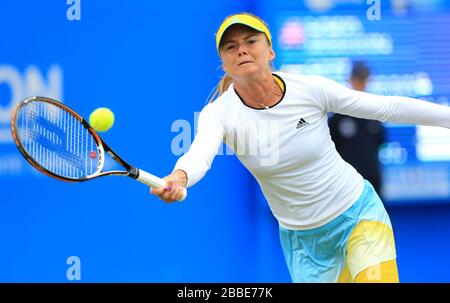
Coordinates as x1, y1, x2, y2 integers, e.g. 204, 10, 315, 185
315, 75, 450, 129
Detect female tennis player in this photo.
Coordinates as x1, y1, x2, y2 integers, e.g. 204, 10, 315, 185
150, 13, 450, 282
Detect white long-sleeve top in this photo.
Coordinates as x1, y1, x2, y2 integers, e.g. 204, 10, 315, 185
174, 72, 450, 230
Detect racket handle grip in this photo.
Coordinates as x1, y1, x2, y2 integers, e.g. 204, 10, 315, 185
136, 169, 187, 202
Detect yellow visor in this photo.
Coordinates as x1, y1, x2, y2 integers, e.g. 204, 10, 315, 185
216, 14, 272, 53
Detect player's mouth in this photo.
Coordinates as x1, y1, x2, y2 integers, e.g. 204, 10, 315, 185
238, 61, 253, 66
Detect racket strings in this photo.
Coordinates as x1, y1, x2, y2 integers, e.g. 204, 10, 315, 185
16, 101, 100, 179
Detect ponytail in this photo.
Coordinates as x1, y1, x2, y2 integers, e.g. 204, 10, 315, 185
207, 73, 233, 103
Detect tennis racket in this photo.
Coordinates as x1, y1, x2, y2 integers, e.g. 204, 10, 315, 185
11, 96, 187, 201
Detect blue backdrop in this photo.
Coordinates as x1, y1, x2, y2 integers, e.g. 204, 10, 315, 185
1, 0, 449, 282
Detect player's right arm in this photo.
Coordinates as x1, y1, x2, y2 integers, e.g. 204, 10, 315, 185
150, 107, 225, 203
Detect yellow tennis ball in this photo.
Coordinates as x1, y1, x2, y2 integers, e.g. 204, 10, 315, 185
89, 107, 115, 132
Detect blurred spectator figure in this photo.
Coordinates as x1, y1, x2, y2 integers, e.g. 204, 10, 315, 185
328, 61, 384, 195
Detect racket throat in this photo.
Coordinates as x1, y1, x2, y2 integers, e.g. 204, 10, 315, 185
128, 167, 140, 179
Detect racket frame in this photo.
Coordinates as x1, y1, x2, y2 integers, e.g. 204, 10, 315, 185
12, 96, 146, 182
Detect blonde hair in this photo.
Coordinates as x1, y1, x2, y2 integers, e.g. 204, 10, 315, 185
208, 13, 272, 104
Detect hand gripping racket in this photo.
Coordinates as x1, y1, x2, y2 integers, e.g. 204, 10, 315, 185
11, 96, 187, 201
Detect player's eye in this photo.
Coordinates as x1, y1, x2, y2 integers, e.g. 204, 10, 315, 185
225, 44, 236, 51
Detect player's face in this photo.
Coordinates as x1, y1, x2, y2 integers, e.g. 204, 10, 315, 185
219, 25, 275, 79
